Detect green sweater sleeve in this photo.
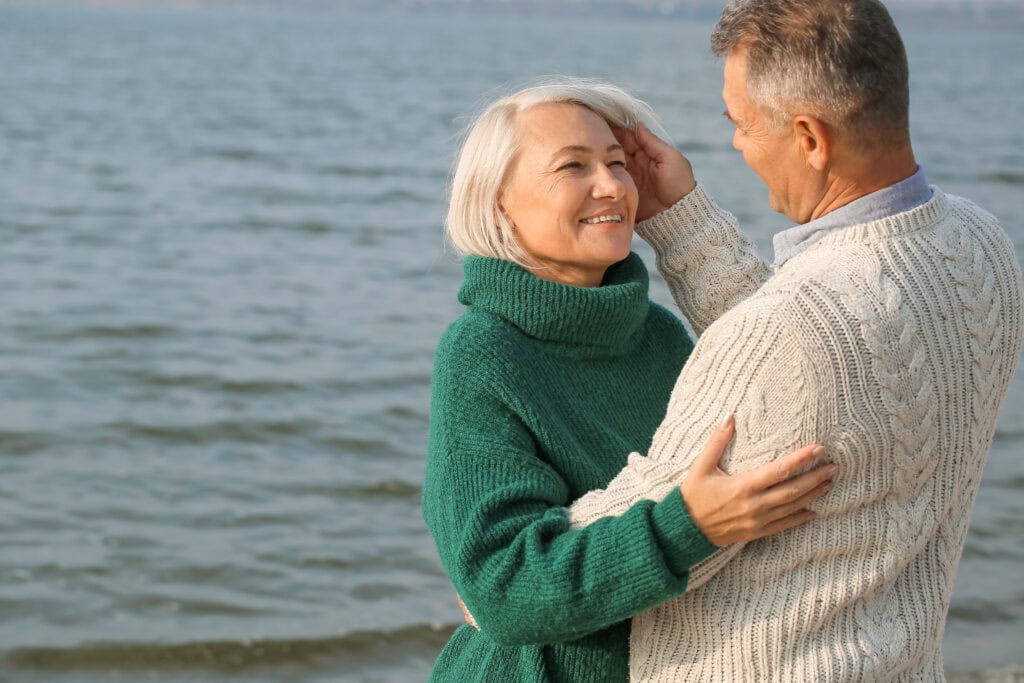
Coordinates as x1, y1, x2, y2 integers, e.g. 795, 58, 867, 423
422, 337, 717, 647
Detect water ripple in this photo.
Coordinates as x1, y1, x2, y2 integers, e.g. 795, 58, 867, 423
2, 623, 459, 673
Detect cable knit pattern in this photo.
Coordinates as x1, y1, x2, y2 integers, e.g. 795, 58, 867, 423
637, 186, 772, 334
567, 187, 1024, 682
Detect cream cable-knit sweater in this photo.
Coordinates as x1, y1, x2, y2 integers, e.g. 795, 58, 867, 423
568, 186, 1024, 681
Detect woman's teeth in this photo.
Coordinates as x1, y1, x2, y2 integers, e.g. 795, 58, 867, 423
581, 214, 623, 224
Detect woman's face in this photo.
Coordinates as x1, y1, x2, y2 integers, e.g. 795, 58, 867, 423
499, 103, 638, 287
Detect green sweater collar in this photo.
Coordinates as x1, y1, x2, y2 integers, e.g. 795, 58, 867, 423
458, 252, 650, 354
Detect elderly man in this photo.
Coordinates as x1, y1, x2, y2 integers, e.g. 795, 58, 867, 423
567, 0, 1024, 680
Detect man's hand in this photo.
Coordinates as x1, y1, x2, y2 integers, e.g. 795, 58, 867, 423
613, 123, 697, 222
680, 415, 837, 547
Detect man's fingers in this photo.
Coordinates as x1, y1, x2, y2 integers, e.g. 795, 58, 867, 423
612, 125, 641, 155
635, 122, 673, 159
689, 415, 736, 476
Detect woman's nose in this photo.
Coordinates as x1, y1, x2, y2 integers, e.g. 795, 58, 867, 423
592, 165, 625, 199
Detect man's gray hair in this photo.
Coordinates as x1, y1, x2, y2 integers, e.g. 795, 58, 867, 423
711, 0, 910, 147
446, 77, 662, 267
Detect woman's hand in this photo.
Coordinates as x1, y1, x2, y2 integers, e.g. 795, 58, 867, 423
457, 594, 479, 630
612, 122, 697, 221
680, 415, 837, 547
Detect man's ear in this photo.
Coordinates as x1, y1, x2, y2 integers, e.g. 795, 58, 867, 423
793, 115, 831, 172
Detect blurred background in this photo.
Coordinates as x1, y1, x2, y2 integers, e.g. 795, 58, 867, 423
0, 1, 1022, 681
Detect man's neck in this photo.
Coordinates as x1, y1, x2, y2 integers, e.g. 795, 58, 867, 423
809, 148, 918, 222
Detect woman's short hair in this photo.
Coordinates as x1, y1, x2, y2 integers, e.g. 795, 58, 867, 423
710, 0, 910, 149
446, 77, 662, 267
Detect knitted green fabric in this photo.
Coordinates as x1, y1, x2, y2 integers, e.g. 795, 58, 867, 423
423, 253, 718, 682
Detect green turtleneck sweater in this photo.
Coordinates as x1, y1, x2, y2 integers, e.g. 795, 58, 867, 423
422, 253, 718, 682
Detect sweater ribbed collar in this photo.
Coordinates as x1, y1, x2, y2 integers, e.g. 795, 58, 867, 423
458, 252, 651, 355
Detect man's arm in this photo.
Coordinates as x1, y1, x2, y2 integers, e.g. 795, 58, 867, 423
638, 185, 772, 335
618, 124, 772, 334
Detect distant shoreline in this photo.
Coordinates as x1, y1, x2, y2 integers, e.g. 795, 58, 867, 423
2, 0, 1023, 30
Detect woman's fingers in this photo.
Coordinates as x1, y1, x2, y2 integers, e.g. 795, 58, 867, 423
687, 415, 736, 477
744, 443, 828, 491
457, 594, 479, 629
763, 479, 834, 526
748, 508, 817, 541
759, 461, 838, 511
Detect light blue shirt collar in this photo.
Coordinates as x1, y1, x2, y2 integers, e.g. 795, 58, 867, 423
772, 166, 933, 267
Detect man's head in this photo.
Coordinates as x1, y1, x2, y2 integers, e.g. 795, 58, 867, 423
712, 0, 914, 222
712, 0, 909, 147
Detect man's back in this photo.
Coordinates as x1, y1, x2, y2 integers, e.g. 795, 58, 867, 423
570, 188, 1023, 681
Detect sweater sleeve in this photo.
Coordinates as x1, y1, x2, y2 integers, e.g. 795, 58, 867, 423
636, 185, 772, 335
422, 339, 718, 647
566, 297, 816, 592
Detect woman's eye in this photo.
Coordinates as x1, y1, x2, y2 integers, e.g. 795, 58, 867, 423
609, 160, 627, 168
559, 161, 583, 171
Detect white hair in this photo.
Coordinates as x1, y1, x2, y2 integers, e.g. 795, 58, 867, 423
446, 77, 664, 267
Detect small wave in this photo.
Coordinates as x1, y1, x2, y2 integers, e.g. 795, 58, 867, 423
979, 171, 1024, 186
2, 623, 458, 673
0, 430, 49, 456
226, 185, 323, 206
40, 323, 176, 342
987, 473, 1024, 491
317, 163, 443, 180
239, 216, 337, 234
121, 371, 305, 396
108, 418, 321, 445
321, 434, 394, 456
197, 146, 272, 163
326, 374, 431, 392
993, 428, 1024, 443
284, 479, 422, 501
676, 139, 715, 154
365, 188, 433, 204
96, 181, 136, 194
948, 596, 1019, 624
7, 221, 44, 233
948, 668, 1024, 683
296, 220, 333, 234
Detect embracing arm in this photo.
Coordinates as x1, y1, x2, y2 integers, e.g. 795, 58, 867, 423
423, 356, 718, 646
567, 300, 828, 591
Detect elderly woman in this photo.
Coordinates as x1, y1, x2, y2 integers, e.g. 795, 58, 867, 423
422, 79, 833, 681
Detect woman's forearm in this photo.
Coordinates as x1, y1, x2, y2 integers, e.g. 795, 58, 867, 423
424, 451, 717, 646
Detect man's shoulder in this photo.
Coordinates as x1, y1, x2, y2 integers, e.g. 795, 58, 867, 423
940, 188, 998, 223
699, 249, 907, 351
939, 189, 1018, 256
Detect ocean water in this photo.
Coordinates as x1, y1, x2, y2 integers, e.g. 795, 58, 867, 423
0, 5, 1022, 682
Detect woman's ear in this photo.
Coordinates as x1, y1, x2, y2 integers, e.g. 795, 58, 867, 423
494, 200, 506, 227
793, 115, 831, 172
